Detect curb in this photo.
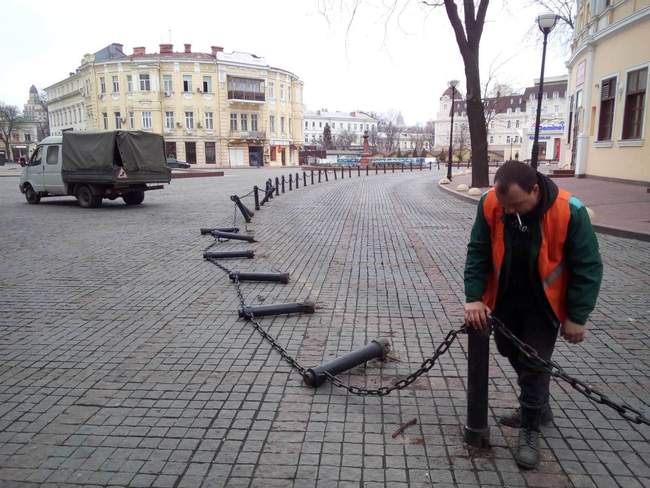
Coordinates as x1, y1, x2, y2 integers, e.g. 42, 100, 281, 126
171, 171, 224, 179
436, 181, 650, 242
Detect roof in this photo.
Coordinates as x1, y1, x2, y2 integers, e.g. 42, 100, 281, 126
304, 110, 377, 121
29, 85, 38, 94
441, 85, 464, 100
522, 79, 568, 99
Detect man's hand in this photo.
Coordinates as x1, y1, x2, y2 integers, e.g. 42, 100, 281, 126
561, 319, 585, 343
464, 302, 491, 330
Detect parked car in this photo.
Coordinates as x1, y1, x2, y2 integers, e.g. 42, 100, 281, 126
166, 158, 191, 169
19, 131, 171, 208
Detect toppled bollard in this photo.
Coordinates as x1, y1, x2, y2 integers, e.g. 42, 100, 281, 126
303, 338, 391, 387
239, 301, 315, 319
204, 250, 255, 259
231, 195, 254, 223
201, 227, 239, 235
211, 230, 256, 242
229, 272, 290, 284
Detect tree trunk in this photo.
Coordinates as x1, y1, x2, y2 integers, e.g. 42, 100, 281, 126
463, 50, 489, 188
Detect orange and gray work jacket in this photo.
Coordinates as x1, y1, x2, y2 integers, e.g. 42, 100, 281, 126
464, 175, 603, 327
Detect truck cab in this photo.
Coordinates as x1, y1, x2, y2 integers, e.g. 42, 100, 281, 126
20, 136, 65, 203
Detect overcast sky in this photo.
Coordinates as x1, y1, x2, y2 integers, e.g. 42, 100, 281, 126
0, 0, 568, 125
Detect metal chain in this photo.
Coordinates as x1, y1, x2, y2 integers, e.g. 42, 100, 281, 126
323, 326, 466, 396
490, 316, 650, 426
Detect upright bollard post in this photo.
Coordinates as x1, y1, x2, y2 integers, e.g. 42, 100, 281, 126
357, 165, 361, 177
289, 174, 293, 191
275, 177, 280, 196
253, 186, 260, 210
267, 179, 274, 200
410, 161, 413, 172
334, 168, 338, 180
420, 161, 423, 171
429, 161, 432, 170
401, 162, 404, 172
375, 165, 378, 175
383, 164, 386, 174
318, 170, 322, 183
325, 169, 329, 181
348, 166, 352, 178
303, 172, 307, 186
281, 175, 286, 193
392, 162, 395, 173
341, 166, 344, 179
464, 326, 491, 448
296, 172, 300, 188
366, 165, 369, 176
311, 170, 314, 185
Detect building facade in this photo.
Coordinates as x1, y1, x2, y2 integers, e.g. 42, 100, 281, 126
434, 77, 568, 162
0, 86, 44, 162
562, 0, 649, 183
303, 110, 377, 146
45, 43, 304, 167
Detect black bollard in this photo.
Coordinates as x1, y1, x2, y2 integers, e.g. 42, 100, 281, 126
357, 165, 360, 177
341, 166, 344, 179
401, 162, 404, 172
296, 172, 300, 188
348, 166, 352, 178
253, 186, 260, 210
201, 227, 239, 235
419, 161, 423, 171
318, 169, 322, 183
275, 177, 280, 196
366, 165, 369, 176
211, 230, 256, 242
464, 326, 491, 448
311, 170, 314, 185
334, 168, 338, 180
281, 175, 286, 193
383, 164, 386, 174
303, 172, 307, 186
204, 250, 255, 259
375, 165, 378, 175
229, 272, 289, 284
239, 301, 315, 319
231, 196, 253, 222
410, 161, 413, 172
260, 185, 273, 206
289, 174, 293, 190
268, 179, 274, 199
392, 162, 395, 173
429, 161, 432, 170
304, 338, 391, 387
325, 169, 329, 182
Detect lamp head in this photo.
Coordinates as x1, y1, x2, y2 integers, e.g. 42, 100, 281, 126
536, 13, 558, 34
448, 79, 459, 89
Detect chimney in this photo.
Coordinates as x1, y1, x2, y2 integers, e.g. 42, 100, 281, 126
211, 46, 223, 56
184, 43, 191, 53
133, 46, 146, 56
159, 43, 173, 54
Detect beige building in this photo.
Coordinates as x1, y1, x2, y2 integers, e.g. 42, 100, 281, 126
563, 0, 650, 183
45, 43, 304, 167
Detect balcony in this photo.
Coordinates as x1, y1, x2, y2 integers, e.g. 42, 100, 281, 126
228, 90, 265, 103
230, 130, 266, 140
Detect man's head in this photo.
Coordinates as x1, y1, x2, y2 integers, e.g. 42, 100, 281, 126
494, 161, 540, 215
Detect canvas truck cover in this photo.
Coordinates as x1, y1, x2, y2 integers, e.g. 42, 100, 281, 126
62, 131, 171, 183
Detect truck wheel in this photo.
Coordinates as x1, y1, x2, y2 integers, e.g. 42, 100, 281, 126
24, 184, 40, 204
123, 190, 145, 205
76, 185, 102, 208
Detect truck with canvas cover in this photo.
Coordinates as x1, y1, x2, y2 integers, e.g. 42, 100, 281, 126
19, 130, 172, 207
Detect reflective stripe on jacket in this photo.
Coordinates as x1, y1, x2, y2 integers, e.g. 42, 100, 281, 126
481, 187, 572, 323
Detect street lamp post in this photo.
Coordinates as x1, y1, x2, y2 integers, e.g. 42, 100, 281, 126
530, 13, 558, 169
447, 79, 459, 180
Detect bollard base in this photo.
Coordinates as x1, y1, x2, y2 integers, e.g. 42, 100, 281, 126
463, 425, 490, 448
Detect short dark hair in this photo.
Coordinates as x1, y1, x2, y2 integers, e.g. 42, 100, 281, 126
494, 160, 538, 194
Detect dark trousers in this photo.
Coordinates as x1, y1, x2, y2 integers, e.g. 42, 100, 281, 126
493, 301, 558, 425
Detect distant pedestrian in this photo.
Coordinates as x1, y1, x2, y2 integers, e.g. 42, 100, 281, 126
463, 161, 603, 469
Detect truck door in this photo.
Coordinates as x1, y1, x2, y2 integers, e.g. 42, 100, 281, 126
43, 144, 65, 194
25, 146, 44, 191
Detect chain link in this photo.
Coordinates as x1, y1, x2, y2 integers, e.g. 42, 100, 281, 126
490, 316, 650, 426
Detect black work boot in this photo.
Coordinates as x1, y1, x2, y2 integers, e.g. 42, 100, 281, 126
515, 428, 541, 469
499, 404, 553, 428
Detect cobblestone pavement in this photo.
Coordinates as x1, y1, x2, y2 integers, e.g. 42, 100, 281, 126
0, 168, 648, 488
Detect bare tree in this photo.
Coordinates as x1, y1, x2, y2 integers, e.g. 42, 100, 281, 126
424, 120, 435, 153
453, 122, 470, 163
335, 129, 355, 150
0, 103, 21, 161
36, 92, 50, 139
483, 82, 515, 137
524, 0, 576, 54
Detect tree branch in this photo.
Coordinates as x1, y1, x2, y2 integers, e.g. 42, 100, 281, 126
443, 0, 469, 54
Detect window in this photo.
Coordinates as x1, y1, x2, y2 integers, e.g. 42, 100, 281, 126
139, 74, 150, 91
112, 75, 119, 93
597, 78, 615, 141
506, 136, 511, 143
185, 142, 196, 164
185, 111, 194, 129
281, 116, 285, 133
163, 75, 172, 95
241, 113, 248, 131
507, 108, 512, 114
251, 113, 258, 131
543, 92, 548, 100
305, 121, 308, 128
280, 83, 285, 101
489, 135, 494, 144
507, 120, 511, 129
127, 75, 133, 93
289, 118, 292, 135
622, 67, 647, 140
270, 115, 275, 133
319, 122, 322, 128
142, 111, 152, 129
205, 142, 216, 164
312, 121, 315, 128
99, 77, 106, 94
269, 81, 274, 100
204, 112, 213, 130
202, 76, 212, 93
230, 113, 237, 131
102, 112, 108, 129
46, 145, 58, 165
227, 76, 265, 101
128, 111, 135, 129
553, 91, 559, 99
114, 112, 122, 129
554, 105, 559, 113
183, 75, 192, 93
165, 111, 175, 130
332, 122, 336, 129
515, 120, 520, 129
